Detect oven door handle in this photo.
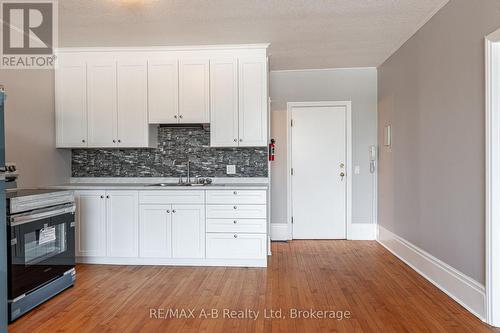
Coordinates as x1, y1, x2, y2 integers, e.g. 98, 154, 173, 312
10, 204, 75, 227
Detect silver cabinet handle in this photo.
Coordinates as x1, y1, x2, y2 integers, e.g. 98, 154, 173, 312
100, 195, 104, 199
106, 195, 110, 199
234, 234, 238, 238
233, 220, 237, 224
234, 139, 237, 142
239, 139, 243, 142
82, 139, 86, 143
233, 191, 237, 195
179, 115, 183, 119
166, 210, 170, 213
118, 139, 121, 143
113, 139, 116, 143
174, 115, 178, 119
233, 206, 237, 210
172, 210, 176, 213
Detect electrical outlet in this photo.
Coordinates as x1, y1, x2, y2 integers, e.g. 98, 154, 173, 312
226, 165, 236, 175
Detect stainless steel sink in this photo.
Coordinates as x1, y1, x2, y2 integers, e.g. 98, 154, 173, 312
146, 183, 207, 187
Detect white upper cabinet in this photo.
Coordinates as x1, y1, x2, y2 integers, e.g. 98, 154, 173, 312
209, 56, 268, 147
179, 59, 210, 123
117, 58, 149, 147
209, 58, 239, 147
87, 59, 117, 148
238, 57, 268, 147
55, 56, 87, 148
148, 58, 179, 124
55, 45, 268, 148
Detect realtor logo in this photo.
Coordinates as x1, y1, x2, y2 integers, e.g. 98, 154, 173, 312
0, 0, 57, 69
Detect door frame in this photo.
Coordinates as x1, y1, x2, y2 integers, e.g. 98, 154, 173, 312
485, 29, 500, 327
286, 101, 352, 240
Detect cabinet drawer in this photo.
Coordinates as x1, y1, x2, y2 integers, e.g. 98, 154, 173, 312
206, 190, 266, 204
206, 233, 267, 259
139, 190, 205, 204
206, 205, 266, 219
206, 219, 266, 233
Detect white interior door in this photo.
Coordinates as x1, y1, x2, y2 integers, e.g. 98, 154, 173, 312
290, 104, 348, 239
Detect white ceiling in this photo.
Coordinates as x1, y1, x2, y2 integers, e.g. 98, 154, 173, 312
60, 0, 449, 70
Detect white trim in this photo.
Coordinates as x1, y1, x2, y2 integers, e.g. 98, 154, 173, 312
77, 256, 267, 267
271, 224, 289, 241
377, 226, 486, 321
56, 44, 270, 53
286, 101, 353, 240
271, 67, 376, 73
349, 223, 376, 240
485, 28, 500, 327
378, 0, 449, 66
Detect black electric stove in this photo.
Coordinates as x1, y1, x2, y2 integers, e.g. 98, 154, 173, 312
6, 188, 76, 322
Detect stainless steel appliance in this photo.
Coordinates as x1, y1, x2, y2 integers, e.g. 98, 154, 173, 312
0, 86, 8, 330
6, 189, 76, 322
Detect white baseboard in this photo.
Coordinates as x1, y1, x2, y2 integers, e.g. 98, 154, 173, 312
77, 257, 267, 268
377, 226, 486, 321
349, 223, 376, 240
271, 223, 289, 241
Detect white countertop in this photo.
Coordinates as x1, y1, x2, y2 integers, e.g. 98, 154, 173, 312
44, 178, 269, 190
45, 183, 269, 190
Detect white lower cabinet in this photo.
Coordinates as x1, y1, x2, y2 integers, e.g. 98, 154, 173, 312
206, 233, 267, 259
171, 205, 205, 259
139, 205, 172, 258
75, 191, 106, 257
106, 191, 139, 258
75, 189, 267, 266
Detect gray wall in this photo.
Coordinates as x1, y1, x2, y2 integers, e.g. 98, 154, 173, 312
270, 68, 378, 227
0, 70, 71, 188
378, 0, 500, 284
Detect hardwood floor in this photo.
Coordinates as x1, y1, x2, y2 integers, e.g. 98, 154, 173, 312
9, 241, 500, 333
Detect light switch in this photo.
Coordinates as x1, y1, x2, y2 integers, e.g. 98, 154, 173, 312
226, 165, 236, 175
354, 166, 361, 174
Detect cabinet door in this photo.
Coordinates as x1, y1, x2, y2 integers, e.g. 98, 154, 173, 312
148, 58, 179, 124
171, 204, 205, 258
209, 58, 239, 147
179, 59, 209, 123
238, 57, 268, 147
117, 58, 149, 147
55, 55, 88, 148
106, 191, 139, 258
87, 59, 117, 147
139, 205, 172, 258
75, 191, 106, 257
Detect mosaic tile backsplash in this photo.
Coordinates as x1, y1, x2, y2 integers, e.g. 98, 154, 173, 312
72, 126, 268, 178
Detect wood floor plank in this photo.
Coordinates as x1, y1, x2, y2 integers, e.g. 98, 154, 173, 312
8, 241, 500, 333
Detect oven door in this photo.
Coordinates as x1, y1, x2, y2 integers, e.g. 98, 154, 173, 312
8, 204, 75, 299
